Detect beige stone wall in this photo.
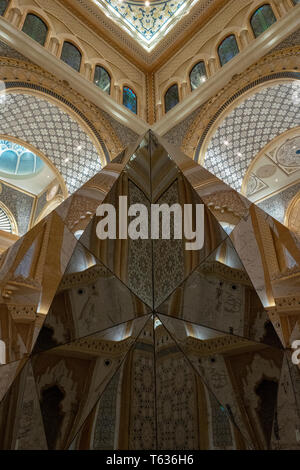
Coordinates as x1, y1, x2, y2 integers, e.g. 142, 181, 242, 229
155, 0, 296, 116
1, 0, 147, 119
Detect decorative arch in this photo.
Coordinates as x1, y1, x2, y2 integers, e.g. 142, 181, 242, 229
181, 47, 300, 163
200, 78, 300, 192
0, 57, 124, 165
250, 4, 277, 38
0, 90, 105, 194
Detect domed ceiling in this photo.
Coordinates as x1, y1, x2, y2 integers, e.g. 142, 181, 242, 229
70, 0, 222, 62
203, 81, 300, 192
95, 0, 200, 50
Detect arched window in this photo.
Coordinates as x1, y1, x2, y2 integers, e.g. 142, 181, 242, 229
22, 14, 48, 46
94, 66, 111, 94
0, 0, 8, 16
190, 61, 207, 91
218, 35, 239, 66
164, 84, 179, 113
250, 5, 276, 38
61, 41, 82, 72
123, 86, 137, 114
0, 140, 44, 176
0, 206, 13, 233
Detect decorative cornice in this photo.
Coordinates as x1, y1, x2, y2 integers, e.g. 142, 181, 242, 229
59, 265, 108, 292
7, 304, 37, 322
267, 295, 300, 315
61, 335, 134, 356
184, 334, 258, 356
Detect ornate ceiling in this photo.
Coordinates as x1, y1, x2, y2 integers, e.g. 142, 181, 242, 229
204, 81, 300, 192
94, 0, 199, 51
0, 93, 102, 194
65, 0, 224, 65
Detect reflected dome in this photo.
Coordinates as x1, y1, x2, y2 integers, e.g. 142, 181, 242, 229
0, 140, 44, 176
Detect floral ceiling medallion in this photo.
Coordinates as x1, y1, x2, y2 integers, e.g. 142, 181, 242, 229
92, 0, 200, 51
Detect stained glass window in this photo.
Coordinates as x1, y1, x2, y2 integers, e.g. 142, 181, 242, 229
123, 86, 137, 114
61, 42, 82, 72
22, 14, 48, 46
250, 5, 276, 38
218, 35, 239, 66
0, 140, 44, 176
94, 66, 111, 94
0, 0, 8, 16
164, 84, 179, 113
190, 61, 207, 91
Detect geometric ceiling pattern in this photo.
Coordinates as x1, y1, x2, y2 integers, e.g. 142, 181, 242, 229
0, 132, 300, 449
94, 0, 210, 50
204, 81, 300, 192
0, 93, 102, 194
